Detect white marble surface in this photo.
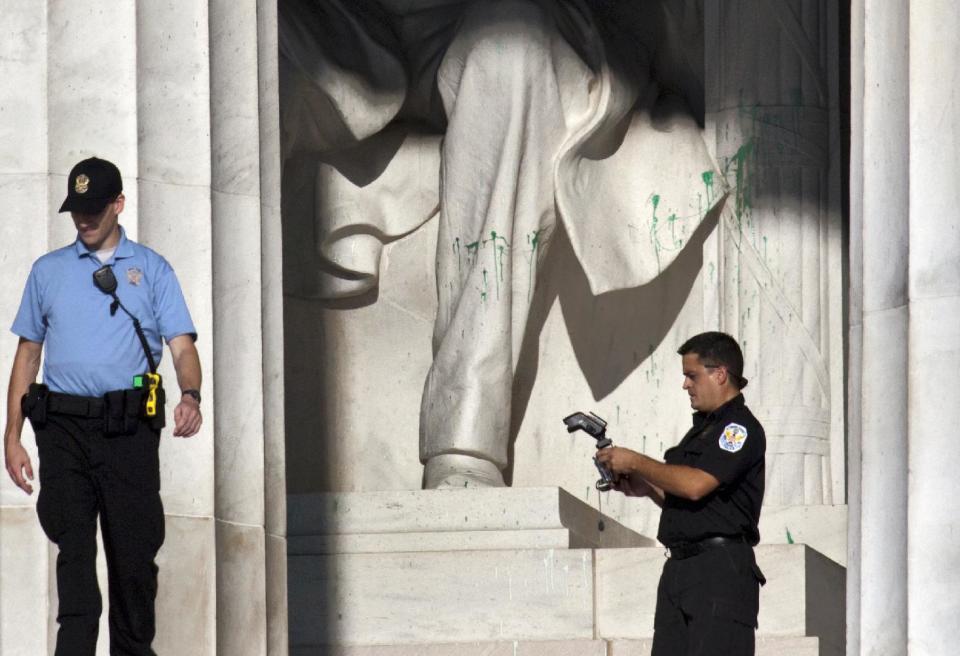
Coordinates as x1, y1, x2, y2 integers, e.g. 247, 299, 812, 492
46, 1, 138, 187
0, 507, 49, 656
758, 505, 847, 566
290, 528, 594, 554
291, 641, 608, 656
0, 0, 46, 175
288, 487, 652, 550
267, 533, 290, 656
216, 520, 267, 655
209, 0, 261, 196
288, 548, 596, 647
139, 179, 216, 518
136, 0, 211, 186
906, 4, 960, 653
287, 541, 844, 651
154, 515, 216, 655
211, 187, 266, 528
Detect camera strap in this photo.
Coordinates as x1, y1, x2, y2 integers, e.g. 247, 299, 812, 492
92, 265, 158, 374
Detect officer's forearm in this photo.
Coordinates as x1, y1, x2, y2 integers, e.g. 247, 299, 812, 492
629, 453, 719, 502
168, 336, 202, 395
4, 339, 42, 445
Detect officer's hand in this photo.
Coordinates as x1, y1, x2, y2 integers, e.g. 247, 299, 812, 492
596, 446, 641, 476
4, 441, 34, 495
612, 474, 653, 498
172, 396, 202, 438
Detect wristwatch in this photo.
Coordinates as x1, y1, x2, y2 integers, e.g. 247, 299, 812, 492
182, 389, 201, 404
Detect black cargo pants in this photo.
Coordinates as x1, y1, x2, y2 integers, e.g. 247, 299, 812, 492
651, 542, 765, 656
34, 411, 164, 656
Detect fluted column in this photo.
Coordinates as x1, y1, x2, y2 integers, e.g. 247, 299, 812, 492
0, 2, 50, 654
209, 0, 270, 653
907, 2, 960, 653
256, 0, 289, 653
845, 0, 864, 652
856, 0, 909, 653
136, 1, 216, 652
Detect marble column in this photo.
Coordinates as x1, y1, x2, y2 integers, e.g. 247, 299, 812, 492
854, 0, 910, 654
136, 1, 217, 652
845, 0, 864, 652
256, 1, 289, 652
907, 2, 960, 653
0, 2, 50, 653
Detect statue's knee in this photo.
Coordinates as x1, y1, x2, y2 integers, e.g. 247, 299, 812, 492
455, 0, 557, 63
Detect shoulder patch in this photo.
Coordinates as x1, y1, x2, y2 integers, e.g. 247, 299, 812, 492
719, 423, 749, 453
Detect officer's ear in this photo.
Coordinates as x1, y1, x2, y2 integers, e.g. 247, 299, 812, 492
113, 194, 125, 216
713, 365, 729, 387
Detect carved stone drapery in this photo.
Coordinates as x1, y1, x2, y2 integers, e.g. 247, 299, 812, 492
705, 0, 844, 506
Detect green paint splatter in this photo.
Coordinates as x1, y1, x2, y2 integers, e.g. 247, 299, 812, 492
701, 170, 715, 206
466, 240, 480, 264
786, 528, 795, 544
526, 228, 546, 302
452, 238, 462, 273
482, 230, 509, 300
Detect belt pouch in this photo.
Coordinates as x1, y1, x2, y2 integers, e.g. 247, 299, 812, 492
104, 390, 141, 436
21, 383, 49, 428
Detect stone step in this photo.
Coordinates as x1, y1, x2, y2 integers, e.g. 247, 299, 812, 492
288, 545, 843, 653
288, 487, 653, 553
289, 636, 821, 656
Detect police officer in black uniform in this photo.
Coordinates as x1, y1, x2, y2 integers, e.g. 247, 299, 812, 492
596, 331, 766, 656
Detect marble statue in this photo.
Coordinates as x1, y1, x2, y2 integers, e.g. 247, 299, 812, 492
278, 0, 725, 487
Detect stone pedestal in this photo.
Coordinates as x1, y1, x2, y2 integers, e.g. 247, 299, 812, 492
288, 488, 843, 655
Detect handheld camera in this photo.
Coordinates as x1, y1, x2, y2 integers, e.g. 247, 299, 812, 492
563, 411, 616, 491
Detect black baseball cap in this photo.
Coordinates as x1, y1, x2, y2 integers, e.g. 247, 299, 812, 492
58, 157, 123, 214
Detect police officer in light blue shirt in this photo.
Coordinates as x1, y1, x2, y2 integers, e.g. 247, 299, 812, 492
3, 156, 203, 656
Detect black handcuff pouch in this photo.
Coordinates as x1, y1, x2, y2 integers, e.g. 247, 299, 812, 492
104, 389, 144, 437
21, 383, 49, 429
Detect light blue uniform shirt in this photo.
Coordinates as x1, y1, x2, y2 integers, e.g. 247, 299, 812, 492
11, 226, 197, 398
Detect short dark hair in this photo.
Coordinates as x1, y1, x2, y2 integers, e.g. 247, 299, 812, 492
677, 331, 748, 389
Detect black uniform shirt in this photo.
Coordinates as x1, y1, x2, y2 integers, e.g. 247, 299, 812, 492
656, 394, 766, 547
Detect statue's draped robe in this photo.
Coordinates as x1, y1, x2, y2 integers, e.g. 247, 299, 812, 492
280, 0, 726, 469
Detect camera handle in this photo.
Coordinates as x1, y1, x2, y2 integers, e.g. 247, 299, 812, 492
593, 437, 616, 491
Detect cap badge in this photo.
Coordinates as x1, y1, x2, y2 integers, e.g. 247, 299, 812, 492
127, 267, 143, 286
75, 174, 90, 194
719, 423, 748, 453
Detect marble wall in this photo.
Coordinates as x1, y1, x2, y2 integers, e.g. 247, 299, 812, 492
0, 1, 286, 654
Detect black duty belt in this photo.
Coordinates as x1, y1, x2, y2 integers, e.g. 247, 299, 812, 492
46, 391, 106, 418
667, 535, 747, 560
